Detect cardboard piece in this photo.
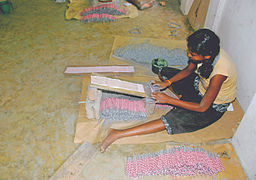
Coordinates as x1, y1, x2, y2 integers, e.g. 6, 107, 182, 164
74, 75, 244, 144
187, 0, 210, 30
74, 75, 169, 143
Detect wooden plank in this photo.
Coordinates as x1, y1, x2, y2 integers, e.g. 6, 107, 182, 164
90, 75, 149, 97
49, 142, 98, 180
64, 65, 134, 75
187, 0, 210, 30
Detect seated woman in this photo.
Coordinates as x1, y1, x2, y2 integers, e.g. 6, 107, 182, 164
100, 29, 237, 152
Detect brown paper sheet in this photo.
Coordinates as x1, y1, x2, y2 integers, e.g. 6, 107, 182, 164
74, 75, 244, 145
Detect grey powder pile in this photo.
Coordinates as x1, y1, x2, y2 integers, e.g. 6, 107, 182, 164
113, 43, 189, 66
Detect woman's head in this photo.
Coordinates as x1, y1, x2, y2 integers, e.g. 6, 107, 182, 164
186, 29, 220, 79
187, 29, 220, 60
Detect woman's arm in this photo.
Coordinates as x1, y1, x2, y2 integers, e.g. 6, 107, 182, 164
156, 62, 196, 88
152, 74, 227, 112
168, 62, 197, 83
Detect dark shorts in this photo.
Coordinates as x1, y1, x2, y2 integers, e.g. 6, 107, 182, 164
160, 67, 225, 134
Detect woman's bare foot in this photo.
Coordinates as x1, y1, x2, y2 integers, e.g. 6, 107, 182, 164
100, 129, 120, 153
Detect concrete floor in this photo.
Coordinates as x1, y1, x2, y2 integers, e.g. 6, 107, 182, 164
0, 0, 192, 179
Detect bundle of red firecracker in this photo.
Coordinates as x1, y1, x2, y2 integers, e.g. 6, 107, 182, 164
81, 13, 116, 23
80, 4, 126, 23
125, 146, 225, 178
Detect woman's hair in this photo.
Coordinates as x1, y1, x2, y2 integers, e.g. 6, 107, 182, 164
187, 29, 220, 79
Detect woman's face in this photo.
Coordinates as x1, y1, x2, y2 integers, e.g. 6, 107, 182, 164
187, 48, 211, 64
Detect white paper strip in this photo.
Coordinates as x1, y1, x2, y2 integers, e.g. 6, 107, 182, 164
91, 76, 145, 93
64, 66, 134, 74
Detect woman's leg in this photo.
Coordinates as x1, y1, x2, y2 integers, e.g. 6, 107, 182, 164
100, 119, 165, 152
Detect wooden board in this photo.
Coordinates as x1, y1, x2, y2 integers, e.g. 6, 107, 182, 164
90, 75, 148, 97
187, 0, 210, 30
64, 65, 134, 75
49, 142, 98, 180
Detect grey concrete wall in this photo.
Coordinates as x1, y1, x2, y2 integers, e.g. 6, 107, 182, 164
205, 0, 256, 111
232, 94, 256, 180
204, 0, 256, 179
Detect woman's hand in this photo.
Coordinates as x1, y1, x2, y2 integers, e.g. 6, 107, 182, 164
152, 92, 174, 104
151, 80, 170, 90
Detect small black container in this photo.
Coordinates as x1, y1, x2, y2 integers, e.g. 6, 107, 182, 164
152, 58, 168, 74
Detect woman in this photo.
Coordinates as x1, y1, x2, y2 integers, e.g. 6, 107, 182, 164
100, 29, 237, 152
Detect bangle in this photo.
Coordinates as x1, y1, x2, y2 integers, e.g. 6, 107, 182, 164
166, 80, 172, 86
